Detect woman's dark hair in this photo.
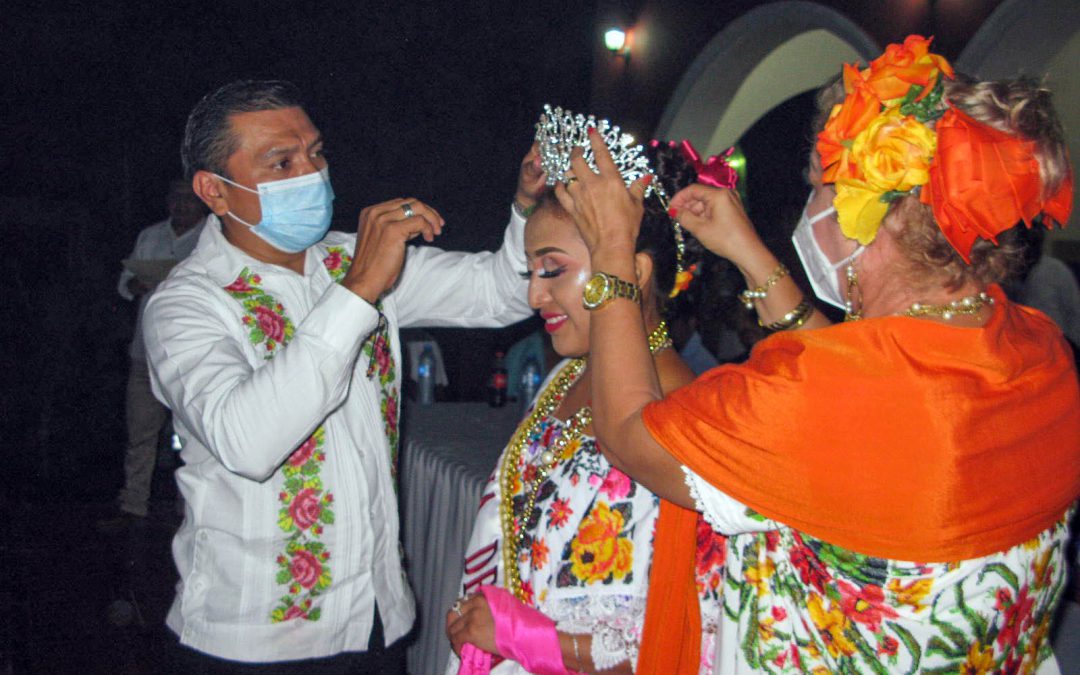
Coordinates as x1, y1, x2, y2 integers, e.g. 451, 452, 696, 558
532, 143, 702, 308
640, 143, 703, 300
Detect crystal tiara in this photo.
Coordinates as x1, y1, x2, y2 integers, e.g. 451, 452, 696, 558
535, 104, 662, 198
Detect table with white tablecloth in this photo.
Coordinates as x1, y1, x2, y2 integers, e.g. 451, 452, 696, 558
400, 401, 523, 675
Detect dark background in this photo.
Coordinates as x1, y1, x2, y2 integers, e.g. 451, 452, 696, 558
0, 0, 1009, 502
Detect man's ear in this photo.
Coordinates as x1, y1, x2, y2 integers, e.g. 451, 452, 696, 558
192, 171, 230, 217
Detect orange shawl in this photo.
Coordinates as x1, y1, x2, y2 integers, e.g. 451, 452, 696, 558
637, 286, 1080, 674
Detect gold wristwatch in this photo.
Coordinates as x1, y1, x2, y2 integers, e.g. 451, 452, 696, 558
582, 272, 641, 310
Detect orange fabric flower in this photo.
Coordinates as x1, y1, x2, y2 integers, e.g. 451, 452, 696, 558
862, 35, 954, 103
921, 108, 1074, 262
817, 64, 881, 183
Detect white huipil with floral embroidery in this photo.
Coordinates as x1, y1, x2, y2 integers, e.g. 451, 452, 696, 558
450, 360, 726, 674
683, 472, 1071, 674
144, 212, 530, 663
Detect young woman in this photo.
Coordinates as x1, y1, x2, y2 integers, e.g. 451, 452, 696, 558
445, 141, 727, 674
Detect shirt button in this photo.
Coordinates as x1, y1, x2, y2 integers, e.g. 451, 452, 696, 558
198, 531, 209, 541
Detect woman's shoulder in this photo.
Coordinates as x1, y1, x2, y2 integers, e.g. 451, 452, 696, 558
656, 349, 696, 394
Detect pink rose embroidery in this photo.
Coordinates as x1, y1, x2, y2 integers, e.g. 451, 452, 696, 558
289, 488, 323, 531
254, 305, 286, 343
599, 468, 631, 501
384, 396, 398, 433
323, 250, 343, 271
282, 605, 308, 621
225, 277, 253, 293
290, 549, 323, 589
374, 336, 391, 376
289, 435, 318, 466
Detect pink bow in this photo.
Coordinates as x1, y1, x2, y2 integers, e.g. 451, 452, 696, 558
651, 139, 739, 189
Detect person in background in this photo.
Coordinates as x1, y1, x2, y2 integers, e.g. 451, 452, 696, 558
146, 79, 540, 672
1005, 223, 1080, 355
560, 37, 1078, 673
96, 179, 207, 533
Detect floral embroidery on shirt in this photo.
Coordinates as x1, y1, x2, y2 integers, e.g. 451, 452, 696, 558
324, 245, 401, 473
224, 268, 296, 358
224, 268, 335, 624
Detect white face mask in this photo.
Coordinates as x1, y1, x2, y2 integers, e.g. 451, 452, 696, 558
791, 194, 864, 309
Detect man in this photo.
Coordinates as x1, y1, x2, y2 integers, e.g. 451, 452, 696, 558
97, 180, 207, 532
145, 80, 540, 671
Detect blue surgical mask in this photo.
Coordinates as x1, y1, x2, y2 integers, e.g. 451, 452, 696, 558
214, 168, 334, 253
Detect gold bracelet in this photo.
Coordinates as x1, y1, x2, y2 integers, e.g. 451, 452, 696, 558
738, 263, 789, 309
759, 299, 814, 331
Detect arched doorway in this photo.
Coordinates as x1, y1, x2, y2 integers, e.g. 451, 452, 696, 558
958, 0, 1080, 254
654, 1, 879, 155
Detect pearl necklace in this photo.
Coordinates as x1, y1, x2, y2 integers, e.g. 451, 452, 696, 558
903, 291, 993, 321
497, 321, 671, 603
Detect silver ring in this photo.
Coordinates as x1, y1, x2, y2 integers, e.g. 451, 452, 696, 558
452, 600, 463, 617
401, 202, 415, 219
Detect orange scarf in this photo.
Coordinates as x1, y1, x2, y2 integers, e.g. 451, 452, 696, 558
637, 286, 1080, 673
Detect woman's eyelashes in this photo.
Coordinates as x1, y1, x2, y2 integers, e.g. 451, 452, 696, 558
519, 265, 568, 280
538, 266, 566, 279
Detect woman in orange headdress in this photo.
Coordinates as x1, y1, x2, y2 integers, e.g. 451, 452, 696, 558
554, 36, 1078, 673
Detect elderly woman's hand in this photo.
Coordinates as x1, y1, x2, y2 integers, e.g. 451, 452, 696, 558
555, 128, 651, 258
446, 593, 499, 659
669, 183, 763, 265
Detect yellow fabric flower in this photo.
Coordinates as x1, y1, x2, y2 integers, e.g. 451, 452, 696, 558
570, 502, 633, 584
835, 109, 937, 244
833, 182, 891, 245
744, 558, 776, 596
961, 642, 996, 675
807, 593, 857, 658
886, 578, 933, 612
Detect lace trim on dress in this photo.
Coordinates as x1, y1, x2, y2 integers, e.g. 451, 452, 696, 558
543, 593, 646, 672
681, 465, 725, 535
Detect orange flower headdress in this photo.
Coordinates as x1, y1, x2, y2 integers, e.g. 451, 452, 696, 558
816, 35, 1073, 261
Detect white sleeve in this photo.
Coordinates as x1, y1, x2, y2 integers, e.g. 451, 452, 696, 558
390, 207, 531, 328
118, 227, 154, 300
682, 466, 779, 535
144, 280, 381, 481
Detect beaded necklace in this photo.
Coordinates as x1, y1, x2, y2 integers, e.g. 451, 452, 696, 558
498, 321, 672, 603
903, 291, 993, 321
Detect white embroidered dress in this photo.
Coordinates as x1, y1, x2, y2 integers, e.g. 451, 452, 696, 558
450, 361, 723, 673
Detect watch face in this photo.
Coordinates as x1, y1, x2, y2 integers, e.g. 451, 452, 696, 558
582, 274, 610, 309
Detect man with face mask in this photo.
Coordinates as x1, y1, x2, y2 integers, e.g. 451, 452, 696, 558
96, 179, 207, 534
144, 80, 538, 671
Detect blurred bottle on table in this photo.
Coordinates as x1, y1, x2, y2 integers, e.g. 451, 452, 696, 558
418, 345, 436, 407
520, 356, 541, 415
487, 350, 508, 408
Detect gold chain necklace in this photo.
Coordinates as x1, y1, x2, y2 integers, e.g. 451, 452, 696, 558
498, 321, 671, 603
903, 291, 993, 320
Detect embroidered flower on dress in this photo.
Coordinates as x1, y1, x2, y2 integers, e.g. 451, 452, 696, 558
569, 502, 634, 585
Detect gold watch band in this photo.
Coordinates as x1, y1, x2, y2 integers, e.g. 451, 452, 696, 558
583, 272, 641, 310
